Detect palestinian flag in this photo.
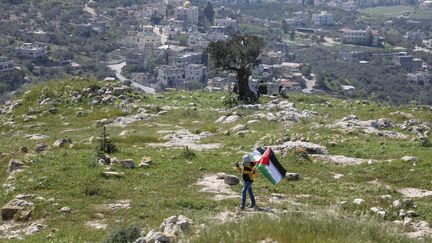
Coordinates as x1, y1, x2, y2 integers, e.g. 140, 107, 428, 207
254, 147, 287, 185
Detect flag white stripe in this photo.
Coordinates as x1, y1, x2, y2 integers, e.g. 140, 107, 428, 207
268, 161, 283, 183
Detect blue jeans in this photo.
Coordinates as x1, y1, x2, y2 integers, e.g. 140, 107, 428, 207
241, 180, 256, 207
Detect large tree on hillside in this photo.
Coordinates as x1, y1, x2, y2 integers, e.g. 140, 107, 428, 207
207, 35, 265, 103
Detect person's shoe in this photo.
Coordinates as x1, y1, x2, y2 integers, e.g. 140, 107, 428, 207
248, 204, 256, 209
238, 205, 245, 210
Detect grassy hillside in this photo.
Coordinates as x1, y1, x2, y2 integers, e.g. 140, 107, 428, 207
0, 79, 431, 242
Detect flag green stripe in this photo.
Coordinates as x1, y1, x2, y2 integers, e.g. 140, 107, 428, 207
257, 164, 277, 185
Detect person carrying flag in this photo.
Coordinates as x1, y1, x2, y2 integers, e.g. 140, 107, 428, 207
235, 154, 257, 210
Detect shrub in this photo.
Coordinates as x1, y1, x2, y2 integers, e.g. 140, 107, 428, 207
103, 226, 141, 243
94, 126, 117, 163
182, 146, 196, 159
81, 179, 101, 196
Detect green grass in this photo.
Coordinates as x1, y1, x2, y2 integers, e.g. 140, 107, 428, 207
0, 79, 431, 241
192, 213, 412, 243
359, 6, 432, 19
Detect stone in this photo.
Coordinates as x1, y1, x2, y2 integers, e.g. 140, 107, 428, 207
224, 175, 240, 186
216, 173, 226, 179
121, 159, 136, 169
377, 210, 387, 220
393, 200, 402, 209
60, 207, 71, 213
139, 156, 152, 168
20, 147, 29, 153
230, 124, 248, 133
1, 199, 34, 221
353, 198, 365, 205
113, 87, 126, 95
25, 223, 46, 235
101, 171, 125, 179
216, 114, 241, 123
402, 198, 414, 207
285, 172, 300, 181
53, 138, 72, 148
399, 209, 406, 218
380, 195, 392, 201
272, 141, 328, 155
401, 156, 418, 162
6, 159, 24, 175
33, 142, 49, 153
406, 210, 417, 217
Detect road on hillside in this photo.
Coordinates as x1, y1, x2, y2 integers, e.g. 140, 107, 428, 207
107, 61, 156, 94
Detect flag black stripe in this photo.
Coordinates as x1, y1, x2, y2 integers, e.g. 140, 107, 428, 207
256, 147, 287, 177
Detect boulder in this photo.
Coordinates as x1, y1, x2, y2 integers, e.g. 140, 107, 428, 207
25, 223, 46, 235
7, 159, 24, 175
1, 199, 34, 221
33, 142, 49, 153
393, 200, 402, 209
230, 124, 248, 133
113, 87, 126, 96
216, 114, 240, 123
224, 175, 240, 186
401, 156, 418, 162
121, 159, 136, 169
402, 198, 414, 208
353, 198, 365, 206
139, 156, 152, 168
53, 138, 72, 148
60, 207, 72, 213
285, 172, 300, 181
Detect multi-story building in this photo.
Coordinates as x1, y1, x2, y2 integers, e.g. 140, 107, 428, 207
312, 11, 334, 26
17, 43, 47, 58
27, 30, 50, 43
405, 30, 426, 43
341, 2, 357, 12
0, 57, 14, 72
126, 53, 147, 69
174, 1, 199, 26
342, 28, 381, 46
122, 31, 162, 51
157, 65, 185, 87
393, 52, 423, 71
185, 64, 208, 82
170, 52, 202, 68
214, 18, 237, 28
407, 72, 430, 85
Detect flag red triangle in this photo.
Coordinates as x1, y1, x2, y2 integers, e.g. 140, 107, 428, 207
258, 147, 271, 165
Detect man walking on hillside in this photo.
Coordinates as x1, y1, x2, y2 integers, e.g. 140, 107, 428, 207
236, 155, 257, 210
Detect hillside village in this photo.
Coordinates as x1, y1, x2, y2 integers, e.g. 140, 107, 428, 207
0, 0, 432, 104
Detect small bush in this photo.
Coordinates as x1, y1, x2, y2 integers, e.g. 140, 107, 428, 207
94, 126, 117, 163
222, 94, 238, 108
81, 180, 101, 196
182, 146, 196, 159
103, 226, 141, 243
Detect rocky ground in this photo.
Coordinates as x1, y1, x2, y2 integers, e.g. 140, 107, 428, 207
0, 79, 431, 242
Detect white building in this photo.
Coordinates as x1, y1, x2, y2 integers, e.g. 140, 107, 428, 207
185, 64, 208, 82
341, 2, 357, 12
342, 28, 380, 46
17, 43, 47, 58
407, 72, 430, 85
123, 31, 161, 50
206, 30, 229, 42
214, 18, 237, 28
312, 11, 333, 26
28, 30, 50, 42
157, 65, 185, 86
174, 1, 199, 26
0, 57, 14, 72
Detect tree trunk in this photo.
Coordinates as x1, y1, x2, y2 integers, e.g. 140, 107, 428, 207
237, 69, 258, 104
